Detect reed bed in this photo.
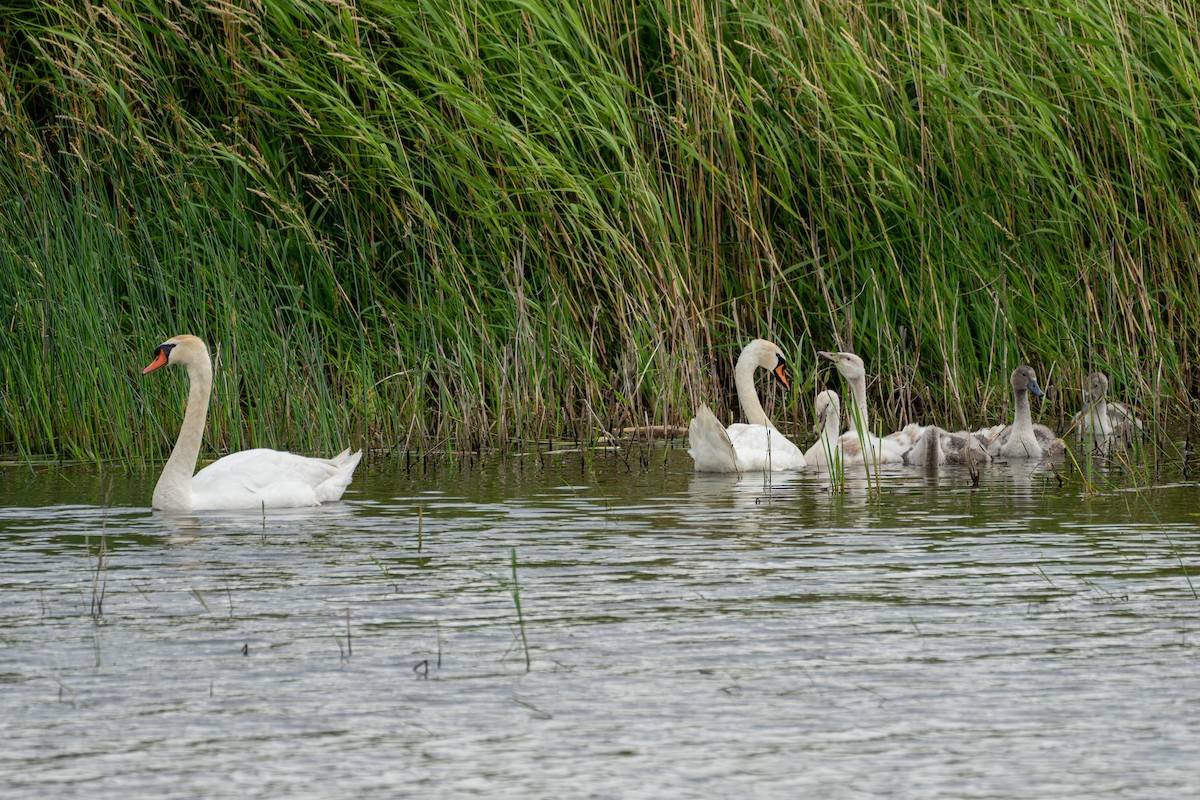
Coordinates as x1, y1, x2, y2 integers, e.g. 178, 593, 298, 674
2, 0, 1198, 462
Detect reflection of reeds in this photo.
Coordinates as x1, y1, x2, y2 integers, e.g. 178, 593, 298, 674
819, 439, 846, 497
1059, 421, 1198, 600
87, 533, 107, 621
327, 610, 352, 661
508, 548, 531, 673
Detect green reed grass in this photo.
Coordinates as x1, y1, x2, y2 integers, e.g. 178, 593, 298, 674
2, 0, 1199, 462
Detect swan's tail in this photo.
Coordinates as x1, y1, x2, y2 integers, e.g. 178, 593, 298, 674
687, 405, 739, 473
905, 425, 943, 472
316, 448, 363, 502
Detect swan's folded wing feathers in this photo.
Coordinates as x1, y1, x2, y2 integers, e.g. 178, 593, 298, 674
688, 406, 739, 473
726, 423, 807, 471
191, 448, 361, 509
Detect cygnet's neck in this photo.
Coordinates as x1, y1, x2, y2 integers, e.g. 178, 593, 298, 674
822, 409, 840, 446
1012, 386, 1034, 436
846, 376, 871, 439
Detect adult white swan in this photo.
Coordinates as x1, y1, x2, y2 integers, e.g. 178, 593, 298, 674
688, 339, 807, 472
142, 335, 362, 511
817, 351, 909, 466
979, 365, 1064, 459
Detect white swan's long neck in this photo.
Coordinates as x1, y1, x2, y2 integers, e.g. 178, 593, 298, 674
153, 357, 212, 509
735, 353, 771, 427
847, 376, 870, 439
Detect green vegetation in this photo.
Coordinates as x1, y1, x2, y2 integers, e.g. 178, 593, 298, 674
2, 0, 1198, 463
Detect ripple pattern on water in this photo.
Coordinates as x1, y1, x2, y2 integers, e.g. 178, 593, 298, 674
1, 455, 1198, 798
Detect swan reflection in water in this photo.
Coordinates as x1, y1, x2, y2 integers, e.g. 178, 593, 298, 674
150, 501, 360, 546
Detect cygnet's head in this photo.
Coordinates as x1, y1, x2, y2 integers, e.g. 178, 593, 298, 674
817, 350, 866, 382
813, 389, 841, 434
1011, 365, 1045, 397
1084, 371, 1109, 401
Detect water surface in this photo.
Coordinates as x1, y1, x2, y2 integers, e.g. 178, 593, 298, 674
1, 450, 1197, 798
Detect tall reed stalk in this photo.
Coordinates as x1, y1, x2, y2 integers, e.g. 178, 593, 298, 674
2, 0, 1198, 461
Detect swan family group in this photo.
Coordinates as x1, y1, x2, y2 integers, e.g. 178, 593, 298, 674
687, 339, 1142, 475
140, 334, 1141, 512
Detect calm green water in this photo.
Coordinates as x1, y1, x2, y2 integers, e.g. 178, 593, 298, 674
1, 449, 1198, 798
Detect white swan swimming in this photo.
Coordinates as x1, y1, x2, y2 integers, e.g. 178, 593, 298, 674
142, 335, 363, 511
1071, 371, 1143, 443
804, 389, 843, 467
687, 339, 807, 472
978, 365, 1064, 459
817, 350, 909, 466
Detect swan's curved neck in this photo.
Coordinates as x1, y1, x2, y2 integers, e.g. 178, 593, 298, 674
846, 376, 871, 439
735, 353, 771, 427
153, 356, 212, 508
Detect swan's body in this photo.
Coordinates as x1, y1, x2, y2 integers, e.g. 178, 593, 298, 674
905, 425, 990, 469
981, 365, 1064, 460
1072, 372, 1143, 443
818, 350, 909, 466
804, 390, 843, 467
688, 339, 807, 473
142, 335, 362, 511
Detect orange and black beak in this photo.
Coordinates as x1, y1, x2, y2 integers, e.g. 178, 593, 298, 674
141, 343, 174, 375
772, 355, 791, 391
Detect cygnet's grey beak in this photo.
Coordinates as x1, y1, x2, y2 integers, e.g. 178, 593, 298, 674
1027, 377, 1045, 398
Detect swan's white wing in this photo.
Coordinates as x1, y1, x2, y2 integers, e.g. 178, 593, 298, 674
726, 423, 807, 471
191, 448, 362, 510
688, 406, 739, 473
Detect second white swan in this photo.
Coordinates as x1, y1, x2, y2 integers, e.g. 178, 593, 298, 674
688, 339, 807, 472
